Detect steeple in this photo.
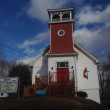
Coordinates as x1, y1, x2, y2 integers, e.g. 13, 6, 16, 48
47, 8, 77, 55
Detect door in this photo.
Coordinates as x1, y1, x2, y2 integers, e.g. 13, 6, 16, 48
57, 68, 69, 82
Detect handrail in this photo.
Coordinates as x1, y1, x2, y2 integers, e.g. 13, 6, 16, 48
35, 71, 75, 84
50, 71, 75, 82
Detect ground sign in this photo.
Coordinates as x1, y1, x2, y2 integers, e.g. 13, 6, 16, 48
0, 77, 18, 93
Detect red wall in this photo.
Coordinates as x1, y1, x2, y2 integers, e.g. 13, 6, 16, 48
48, 22, 76, 54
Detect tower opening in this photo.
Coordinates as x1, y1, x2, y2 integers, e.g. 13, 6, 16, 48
52, 13, 60, 21
62, 12, 70, 20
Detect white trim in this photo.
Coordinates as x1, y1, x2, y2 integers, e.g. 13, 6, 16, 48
48, 20, 74, 24
30, 52, 43, 66
52, 12, 60, 16
47, 25, 52, 55
48, 8, 74, 13
78, 88, 100, 90
46, 53, 78, 57
52, 12, 60, 21
74, 42, 99, 64
50, 13, 52, 21
57, 29, 65, 36
60, 12, 62, 21
62, 11, 70, 16
50, 25, 52, 53
70, 11, 72, 20
74, 56, 78, 92
50, 10, 73, 22
30, 45, 50, 66
62, 11, 71, 20
56, 61, 69, 68
72, 22, 74, 48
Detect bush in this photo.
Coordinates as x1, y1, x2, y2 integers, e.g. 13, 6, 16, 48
77, 91, 88, 98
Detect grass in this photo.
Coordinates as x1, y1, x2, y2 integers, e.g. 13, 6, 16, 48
0, 96, 109, 110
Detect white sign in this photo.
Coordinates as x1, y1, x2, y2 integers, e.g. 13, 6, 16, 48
0, 77, 18, 93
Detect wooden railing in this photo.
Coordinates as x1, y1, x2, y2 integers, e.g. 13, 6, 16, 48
24, 71, 75, 96
49, 71, 75, 83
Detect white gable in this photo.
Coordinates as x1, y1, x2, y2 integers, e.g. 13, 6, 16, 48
75, 47, 99, 89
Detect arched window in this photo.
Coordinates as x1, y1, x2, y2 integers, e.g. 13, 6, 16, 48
52, 13, 60, 21
62, 12, 70, 20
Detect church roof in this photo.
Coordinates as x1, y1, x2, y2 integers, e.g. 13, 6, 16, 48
30, 42, 99, 66
74, 42, 99, 64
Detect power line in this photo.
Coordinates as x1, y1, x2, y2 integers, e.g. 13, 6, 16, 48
0, 42, 31, 58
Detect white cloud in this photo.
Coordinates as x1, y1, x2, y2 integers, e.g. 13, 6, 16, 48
18, 30, 49, 54
76, 5, 110, 25
24, 48, 35, 54
74, 4, 110, 62
74, 28, 97, 48
74, 24, 110, 50
27, 0, 67, 22
18, 56, 35, 64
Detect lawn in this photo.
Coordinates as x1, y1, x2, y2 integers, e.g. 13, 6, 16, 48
0, 96, 109, 110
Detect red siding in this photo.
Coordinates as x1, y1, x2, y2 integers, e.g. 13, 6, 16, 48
48, 22, 77, 54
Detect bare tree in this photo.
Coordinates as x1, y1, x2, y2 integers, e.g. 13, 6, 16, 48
0, 45, 9, 78
99, 53, 110, 99
0, 57, 9, 78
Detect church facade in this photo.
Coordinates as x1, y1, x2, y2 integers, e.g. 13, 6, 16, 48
30, 8, 100, 103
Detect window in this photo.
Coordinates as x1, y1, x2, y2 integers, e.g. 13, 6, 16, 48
52, 13, 60, 21
51, 11, 72, 22
58, 30, 65, 36
62, 12, 70, 20
57, 62, 68, 68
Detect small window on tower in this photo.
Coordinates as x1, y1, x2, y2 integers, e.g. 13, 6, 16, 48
62, 12, 70, 20
52, 13, 60, 21
58, 30, 65, 36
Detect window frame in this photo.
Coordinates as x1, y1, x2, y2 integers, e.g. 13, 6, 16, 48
57, 62, 68, 68
58, 29, 65, 36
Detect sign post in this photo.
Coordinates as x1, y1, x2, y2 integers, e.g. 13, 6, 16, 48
18, 77, 20, 101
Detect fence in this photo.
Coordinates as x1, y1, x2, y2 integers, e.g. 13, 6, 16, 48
23, 71, 75, 96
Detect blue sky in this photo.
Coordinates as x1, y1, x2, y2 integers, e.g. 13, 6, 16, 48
0, 0, 110, 63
